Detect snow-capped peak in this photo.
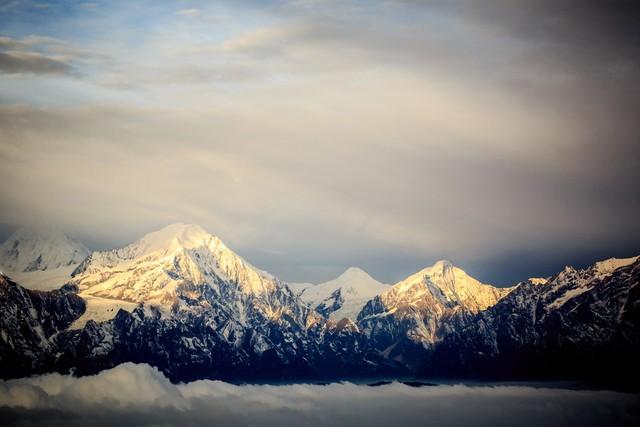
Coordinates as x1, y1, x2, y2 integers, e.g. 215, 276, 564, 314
396, 260, 457, 292
430, 259, 454, 271
0, 227, 89, 272
357, 261, 513, 347
298, 267, 388, 320
125, 223, 223, 259
334, 266, 377, 284
71, 223, 280, 305
386, 260, 512, 313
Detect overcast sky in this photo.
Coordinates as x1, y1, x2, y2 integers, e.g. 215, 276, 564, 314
0, 0, 638, 285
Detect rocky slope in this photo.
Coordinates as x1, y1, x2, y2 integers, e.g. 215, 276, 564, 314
430, 256, 640, 383
23, 224, 380, 381
0, 275, 85, 378
61, 224, 322, 378
0, 223, 637, 384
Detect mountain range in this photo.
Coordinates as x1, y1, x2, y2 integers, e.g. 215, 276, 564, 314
0, 223, 638, 385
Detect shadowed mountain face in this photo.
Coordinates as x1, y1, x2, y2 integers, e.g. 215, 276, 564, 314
0, 224, 638, 384
0, 275, 85, 378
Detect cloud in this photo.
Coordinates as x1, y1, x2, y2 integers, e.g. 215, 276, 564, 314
0, 1, 639, 284
176, 8, 200, 17
0, 363, 638, 427
1, 59, 639, 284
0, 36, 25, 50
0, 51, 74, 75
0, 34, 107, 76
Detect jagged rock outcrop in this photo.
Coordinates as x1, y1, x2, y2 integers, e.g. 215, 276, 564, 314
0, 275, 85, 378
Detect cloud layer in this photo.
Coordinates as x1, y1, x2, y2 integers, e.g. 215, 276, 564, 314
0, 363, 638, 427
0, 1, 638, 284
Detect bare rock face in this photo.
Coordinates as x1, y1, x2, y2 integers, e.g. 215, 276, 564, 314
0, 274, 85, 378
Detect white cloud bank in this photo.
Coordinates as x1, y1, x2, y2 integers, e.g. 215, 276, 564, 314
0, 363, 638, 426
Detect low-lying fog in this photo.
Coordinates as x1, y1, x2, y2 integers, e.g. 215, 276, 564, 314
1, 363, 638, 426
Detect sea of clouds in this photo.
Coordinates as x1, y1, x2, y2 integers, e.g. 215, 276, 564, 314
0, 363, 638, 426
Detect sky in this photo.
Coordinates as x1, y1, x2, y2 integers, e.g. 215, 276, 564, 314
0, 0, 639, 285
1, 362, 639, 427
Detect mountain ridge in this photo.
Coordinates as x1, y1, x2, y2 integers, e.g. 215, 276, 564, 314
0, 223, 637, 385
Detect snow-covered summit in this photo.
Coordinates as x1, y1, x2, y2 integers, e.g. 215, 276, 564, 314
71, 223, 282, 305
299, 267, 388, 320
0, 227, 89, 272
335, 267, 374, 281
389, 260, 511, 313
129, 223, 223, 257
315, 267, 384, 295
357, 260, 512, 347
76, 223, 224, 268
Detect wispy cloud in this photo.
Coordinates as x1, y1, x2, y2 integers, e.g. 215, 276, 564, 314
0, 51, 74, 75
0, 34, 110, 76
0, 36, 77, 76
176, 8, 200, 17
0, 36, 24, 50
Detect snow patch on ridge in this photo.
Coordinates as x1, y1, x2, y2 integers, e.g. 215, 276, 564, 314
5, 264, 78, 291
70, 295, 138, 329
